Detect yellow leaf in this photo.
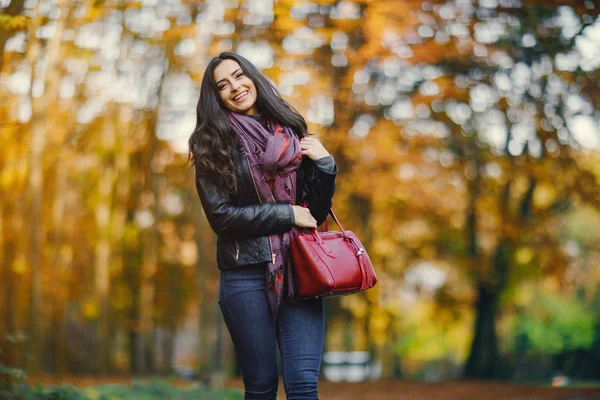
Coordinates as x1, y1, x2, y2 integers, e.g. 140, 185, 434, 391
533, 183, 556, 209
516, 247, 534, 265
13, 256, 28, 275
111, 285, 132, 310
82, 299, 100, 320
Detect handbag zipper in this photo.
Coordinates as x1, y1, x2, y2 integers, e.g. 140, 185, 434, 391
244, 157, 274, 259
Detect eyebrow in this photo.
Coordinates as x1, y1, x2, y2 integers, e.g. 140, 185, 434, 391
216, 68, 242, 85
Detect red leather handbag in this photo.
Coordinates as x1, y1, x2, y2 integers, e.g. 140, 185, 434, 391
290, 209, 377, 299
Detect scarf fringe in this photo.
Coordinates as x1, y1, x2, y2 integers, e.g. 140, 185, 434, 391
266, 264, 284, 317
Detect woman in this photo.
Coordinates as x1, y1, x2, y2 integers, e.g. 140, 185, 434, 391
189, 52, 336, 400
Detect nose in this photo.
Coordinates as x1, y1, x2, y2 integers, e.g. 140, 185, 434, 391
232, 83, 242, 92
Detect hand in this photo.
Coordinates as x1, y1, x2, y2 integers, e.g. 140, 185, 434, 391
300, 137, 330, 161
291, 205, 317, 229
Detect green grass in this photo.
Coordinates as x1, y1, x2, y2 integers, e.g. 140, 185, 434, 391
558, 380, 600, 388
0, 380, 244, 400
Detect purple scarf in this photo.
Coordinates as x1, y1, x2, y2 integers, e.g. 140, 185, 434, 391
228, 112, 302, 318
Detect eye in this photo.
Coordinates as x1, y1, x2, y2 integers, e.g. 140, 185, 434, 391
235, 72, 244, 79
218, 83, 227, 90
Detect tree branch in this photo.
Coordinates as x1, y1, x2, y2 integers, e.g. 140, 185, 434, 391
0, 0, 26, 72
518, 177, 537, 219
2, 0, 26, 16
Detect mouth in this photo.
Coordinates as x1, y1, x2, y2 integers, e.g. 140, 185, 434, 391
232, 90, 249, 102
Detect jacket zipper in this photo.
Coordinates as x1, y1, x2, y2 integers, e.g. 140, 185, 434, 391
235, 239, 240, 260
270, 237, 276, 264
245, 157, 275, 261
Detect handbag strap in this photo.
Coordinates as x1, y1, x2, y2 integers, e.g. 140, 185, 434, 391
326, 209, 345, 234
300, 202, 345, 236
321, 216, 329, 232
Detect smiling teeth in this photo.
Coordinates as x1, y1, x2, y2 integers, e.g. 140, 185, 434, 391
234, 91, 248, 101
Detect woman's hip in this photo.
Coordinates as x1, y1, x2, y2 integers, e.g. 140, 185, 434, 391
219, 263, 267, 304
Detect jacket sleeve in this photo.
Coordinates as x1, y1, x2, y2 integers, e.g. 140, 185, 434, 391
302, 156, 337, 226
195, 170, 295, 238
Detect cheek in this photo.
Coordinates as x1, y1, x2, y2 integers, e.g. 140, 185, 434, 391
218, 90, 230, 104
243, 78, 256, 92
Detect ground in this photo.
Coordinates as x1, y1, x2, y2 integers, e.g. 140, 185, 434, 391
314, 380, 600, 400
27, 376, 600, 400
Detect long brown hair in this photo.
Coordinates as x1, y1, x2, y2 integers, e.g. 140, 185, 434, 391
189, 52, 308, 194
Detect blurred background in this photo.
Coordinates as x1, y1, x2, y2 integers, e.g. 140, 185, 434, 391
0, 0, 599, 387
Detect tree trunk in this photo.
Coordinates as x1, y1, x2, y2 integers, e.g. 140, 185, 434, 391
464, 172, 525, 378
465, 237, 511, 378
194, 211, 211, 378
210, 300, 225, 390
390, 332, 403, 378
139, 111, 161, 374
111, 106, 132, 374
164, 261, 177, 374
161, 326, 175, 374
46, 160, 68, 373
126, 267, 143, 374
26, 109, 45, 375
464, 284, 500, 378
123, 146, 144, 374
26, 0, 68, 373
343, 308, 353, 351
136, 56, 168, 373
0, 205, 5, 363
125, 193, 144, 374
94, 111, 117, 373
462, 151, 500, 378
1, 207, 17, 367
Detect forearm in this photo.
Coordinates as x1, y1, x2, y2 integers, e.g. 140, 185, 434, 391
196, 173, 295, 237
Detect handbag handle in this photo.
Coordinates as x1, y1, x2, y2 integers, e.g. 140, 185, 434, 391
324, 209, 345, 234
300, 202, 346, 237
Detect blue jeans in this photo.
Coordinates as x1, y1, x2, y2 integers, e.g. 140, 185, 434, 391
219, 264, 324, 400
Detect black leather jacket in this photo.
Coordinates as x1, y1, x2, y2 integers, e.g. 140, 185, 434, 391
195, 153, 336, 270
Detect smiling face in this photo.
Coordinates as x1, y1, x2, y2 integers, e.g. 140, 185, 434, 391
213, 59, 258, 115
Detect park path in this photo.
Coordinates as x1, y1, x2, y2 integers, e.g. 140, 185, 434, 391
28, 376, 600, 400
227, 379, 600, 400
316, 380, 600, 400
